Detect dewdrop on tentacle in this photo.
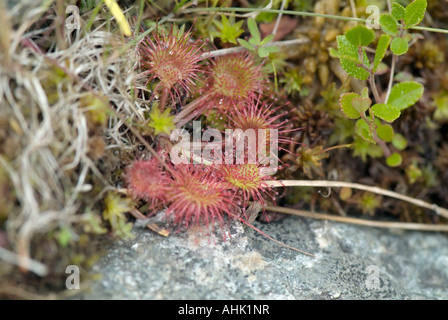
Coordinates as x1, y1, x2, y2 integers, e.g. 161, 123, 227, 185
163, 164, 242, 236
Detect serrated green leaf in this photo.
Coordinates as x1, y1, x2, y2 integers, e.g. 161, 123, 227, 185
386, 152, 402, 167
379, 14, 398, 36
258, 46, 269, 58
404, 0, 427, 28
392, 133, 408, 150
339, 92, 362, 119
374, 34, 391, 73
237, 38, 255, 51
361, 87, 370, 99
376, 124, 394, 142
387, 81, 424, 110
345, 25, 375, 47
336, 35, 359, 57
355, 118, 375, 144
336, 35, 370, 80
352, 97, 371, 115
247, 18, 260, 43
390, 37, 409, 55
329, 48, 360, 63
370, 103, 401, 122
391, 2, 406, 20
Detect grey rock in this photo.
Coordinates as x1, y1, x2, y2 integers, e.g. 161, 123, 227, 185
77, 215, 448, 300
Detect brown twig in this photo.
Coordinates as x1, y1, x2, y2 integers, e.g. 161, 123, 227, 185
128, 208, 170, 237
265, 180, 448, 220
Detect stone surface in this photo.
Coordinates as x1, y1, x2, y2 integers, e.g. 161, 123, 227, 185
77, 215, 448, 300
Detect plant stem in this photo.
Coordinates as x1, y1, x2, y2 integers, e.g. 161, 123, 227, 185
183, 7, 366, 24
350, 0, 357, 19
315, 144, 352, 155
264, 205, 448, 232
360, 113, 391, 158
121, 118, 177, 177
158, 87, 169, 112
129, 208, 170, 236
369, 73, 381, 103
182, 7, 448, 35
264, 180, 448, 219
385, 54, 396, 103
200, 38, 309, 59
174, 92, 211, 126
271, 0, 287, 40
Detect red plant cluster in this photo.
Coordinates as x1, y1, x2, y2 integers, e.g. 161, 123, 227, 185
127, 24, 298, 233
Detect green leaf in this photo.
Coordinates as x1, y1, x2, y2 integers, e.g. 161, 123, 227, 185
392, 133, 408, 150
247, 18, 260, 43
345, 25, 375, 47
370, 103, 401, 122
339, 92, 362, 119
351, 97, 371, 115
376, 124, 394, 142
353, 135, 383, 162
355, 118, 375, 144
336, 35, 370, 81
259, 34, 274, 45
404, 0, 427, 28
387, 81, 424, 110
249, 37, 259, 45
391, 2, 406, 20
263, 45, 279, 53
57, 227, 72, 247
335, 35, 359, 57
329, 48, 360, 63
212, 14, 244, 45
386, 152, 403, 167
379, 14, 398, 36
374, 34, 391, 73
390, 37, 409, 55
237, 38, 255, 51
361, 87, 370, 99
258, 46, 269, 58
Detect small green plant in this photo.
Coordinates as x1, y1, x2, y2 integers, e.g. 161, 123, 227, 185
237, 18, 279, 58
103, 192, 134, 239
329, 0, 427, 167
211, 14, 245, 45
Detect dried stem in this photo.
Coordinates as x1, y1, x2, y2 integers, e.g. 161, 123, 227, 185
264, 205, 448, 232
200, 38, 309, 59
265, 180, 448, 219
271, 0, 287, 39
385, 54, 396, 103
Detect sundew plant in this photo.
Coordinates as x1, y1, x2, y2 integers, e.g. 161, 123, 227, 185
2, 0, 448, 297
